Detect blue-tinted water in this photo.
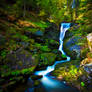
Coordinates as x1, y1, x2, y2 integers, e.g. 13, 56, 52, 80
25, 23, 80, 92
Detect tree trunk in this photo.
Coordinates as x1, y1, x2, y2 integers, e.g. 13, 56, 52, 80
23, 0, 26, 18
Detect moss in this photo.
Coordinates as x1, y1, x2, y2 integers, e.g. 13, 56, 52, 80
40, 46, 50, 52
87, 52, 92, 58
34, 43, 51, 52
81, 82, 85, 87
81, 48, 89, 59
1, 67, 35, 77
39, 53, 56, 66
23, 27, 38, 33
53, 64, 83, 82
1, 50, 7, 59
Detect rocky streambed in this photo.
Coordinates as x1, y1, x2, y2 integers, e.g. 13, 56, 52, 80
0, 22, 92, 92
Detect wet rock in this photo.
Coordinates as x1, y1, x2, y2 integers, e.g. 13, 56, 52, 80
87, 33, 92, 52
64, 36, 82, 59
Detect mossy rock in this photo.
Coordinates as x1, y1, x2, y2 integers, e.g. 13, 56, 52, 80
1, 49, 39, 77
39, 53, 56, 66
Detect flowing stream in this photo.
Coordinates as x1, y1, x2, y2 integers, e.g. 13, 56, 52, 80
35, 23, 71, 76
28, 23, 79, 92
13, 23, 80, 92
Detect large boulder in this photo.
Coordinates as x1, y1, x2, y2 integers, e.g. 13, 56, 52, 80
80, 58, 92, 73
64, 36, 82, 59
87, 33, 92, 52
2, 49, 38, 74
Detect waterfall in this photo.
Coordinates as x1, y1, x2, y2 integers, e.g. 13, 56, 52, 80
35, 23, 71, 76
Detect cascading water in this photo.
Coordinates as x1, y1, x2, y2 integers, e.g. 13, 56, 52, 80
25, 23, 80, 92
35, 23, 71, 76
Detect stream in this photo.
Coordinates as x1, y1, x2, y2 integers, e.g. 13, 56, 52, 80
24, 23, 80, 92
12, 23, 80, 92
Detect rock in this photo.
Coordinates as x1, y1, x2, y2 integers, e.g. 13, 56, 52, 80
24, 31, 45, 43
39, 53, 56, 66
34, 30, 44, 36
84, 64, 92, 74
80, 58, 92, 66
4, 49, 38, 70
64, 36, 82, 59
80, 58, 92, 75
87, 33, 92, 52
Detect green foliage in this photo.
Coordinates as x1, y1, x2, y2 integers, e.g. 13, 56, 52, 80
11, 71, 20, 76
34, 43, 50, 52
13, 33, 30, 42
34, 43, 41, 48
23, 27, 38, 33
1, 50, 7, 59
39, 53, 56, 65
81, 48, 89, 58
87, 52, 92, 58
1, 67, 35, 77
27, 20, 50, 30
81, 82, 85, 87
40, 46, 50, 52
61, 54, 67, 58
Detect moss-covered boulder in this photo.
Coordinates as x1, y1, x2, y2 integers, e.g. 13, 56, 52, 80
0, 49, 39, 77
38, 53, 57, 67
